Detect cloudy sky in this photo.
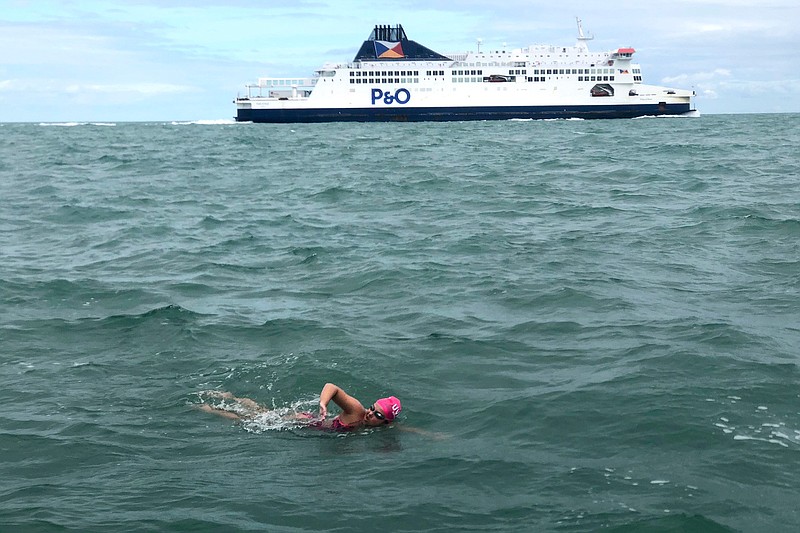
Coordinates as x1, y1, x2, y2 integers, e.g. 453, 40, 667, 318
1, 0, 798, 121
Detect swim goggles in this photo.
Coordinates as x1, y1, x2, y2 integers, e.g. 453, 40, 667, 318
369, 405, 386, 420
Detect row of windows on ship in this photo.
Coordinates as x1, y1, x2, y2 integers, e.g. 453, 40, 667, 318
348, 68, 640, 77
347, 68, 641, 84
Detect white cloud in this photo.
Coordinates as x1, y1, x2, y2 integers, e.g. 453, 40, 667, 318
700, 88, 718, 99
64, 83, 194, 95
719, 79, 797, 96
662, 69, 731, 85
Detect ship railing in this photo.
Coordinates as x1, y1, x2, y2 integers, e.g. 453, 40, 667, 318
241, 77, 317, 99
255, 77, 317, 88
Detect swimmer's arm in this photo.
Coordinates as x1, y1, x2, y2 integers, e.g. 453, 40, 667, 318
205, 391, 262, 411
319, 383, 364, 420
196, 404, 242, 420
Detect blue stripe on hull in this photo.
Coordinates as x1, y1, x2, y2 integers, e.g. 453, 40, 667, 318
236, 103, 692, 123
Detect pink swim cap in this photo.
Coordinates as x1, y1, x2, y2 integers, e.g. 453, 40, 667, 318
374, 396, 402, 421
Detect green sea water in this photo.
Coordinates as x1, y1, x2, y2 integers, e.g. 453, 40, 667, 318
1, 114, 799, 532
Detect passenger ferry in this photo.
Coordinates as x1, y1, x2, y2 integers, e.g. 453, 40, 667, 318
234, 20, 696, 122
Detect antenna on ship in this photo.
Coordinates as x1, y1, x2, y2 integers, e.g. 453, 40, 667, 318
476, 38, 483, 53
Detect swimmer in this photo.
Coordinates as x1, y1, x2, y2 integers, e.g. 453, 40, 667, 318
198, 382, 402, 432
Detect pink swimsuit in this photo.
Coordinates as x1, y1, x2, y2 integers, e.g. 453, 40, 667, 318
298, 413, 358, 432
328, 416, 357, 432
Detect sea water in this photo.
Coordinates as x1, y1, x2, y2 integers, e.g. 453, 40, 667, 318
1, 114, 799, 532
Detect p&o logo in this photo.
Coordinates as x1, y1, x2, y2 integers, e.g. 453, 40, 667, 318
371, 88, 411, 105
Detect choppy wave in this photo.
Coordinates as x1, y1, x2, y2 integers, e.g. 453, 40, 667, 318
38, 122, 117, 127
170, 119, 238, 125
2, 114, 800, 532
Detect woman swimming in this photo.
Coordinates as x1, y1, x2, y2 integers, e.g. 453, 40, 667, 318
198, 382, 402, 432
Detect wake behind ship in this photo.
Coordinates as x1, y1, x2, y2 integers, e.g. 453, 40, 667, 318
234, 20, 696, 123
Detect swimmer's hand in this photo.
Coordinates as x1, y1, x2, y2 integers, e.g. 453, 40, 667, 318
319, 403, 328, 420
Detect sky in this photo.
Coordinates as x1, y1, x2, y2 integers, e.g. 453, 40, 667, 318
1, 0, 799, 121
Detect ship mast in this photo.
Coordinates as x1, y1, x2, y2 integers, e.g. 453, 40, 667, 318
575, 17, 593, 52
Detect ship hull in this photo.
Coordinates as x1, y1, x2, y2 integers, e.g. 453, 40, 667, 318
235, 102, 693, 123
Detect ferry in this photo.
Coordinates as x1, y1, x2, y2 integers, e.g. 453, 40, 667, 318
234, 20, 696, 122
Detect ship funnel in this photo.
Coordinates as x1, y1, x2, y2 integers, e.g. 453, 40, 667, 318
369, 24, 407, 42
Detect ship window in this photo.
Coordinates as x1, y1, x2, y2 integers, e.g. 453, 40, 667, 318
610, 76, 614, 81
